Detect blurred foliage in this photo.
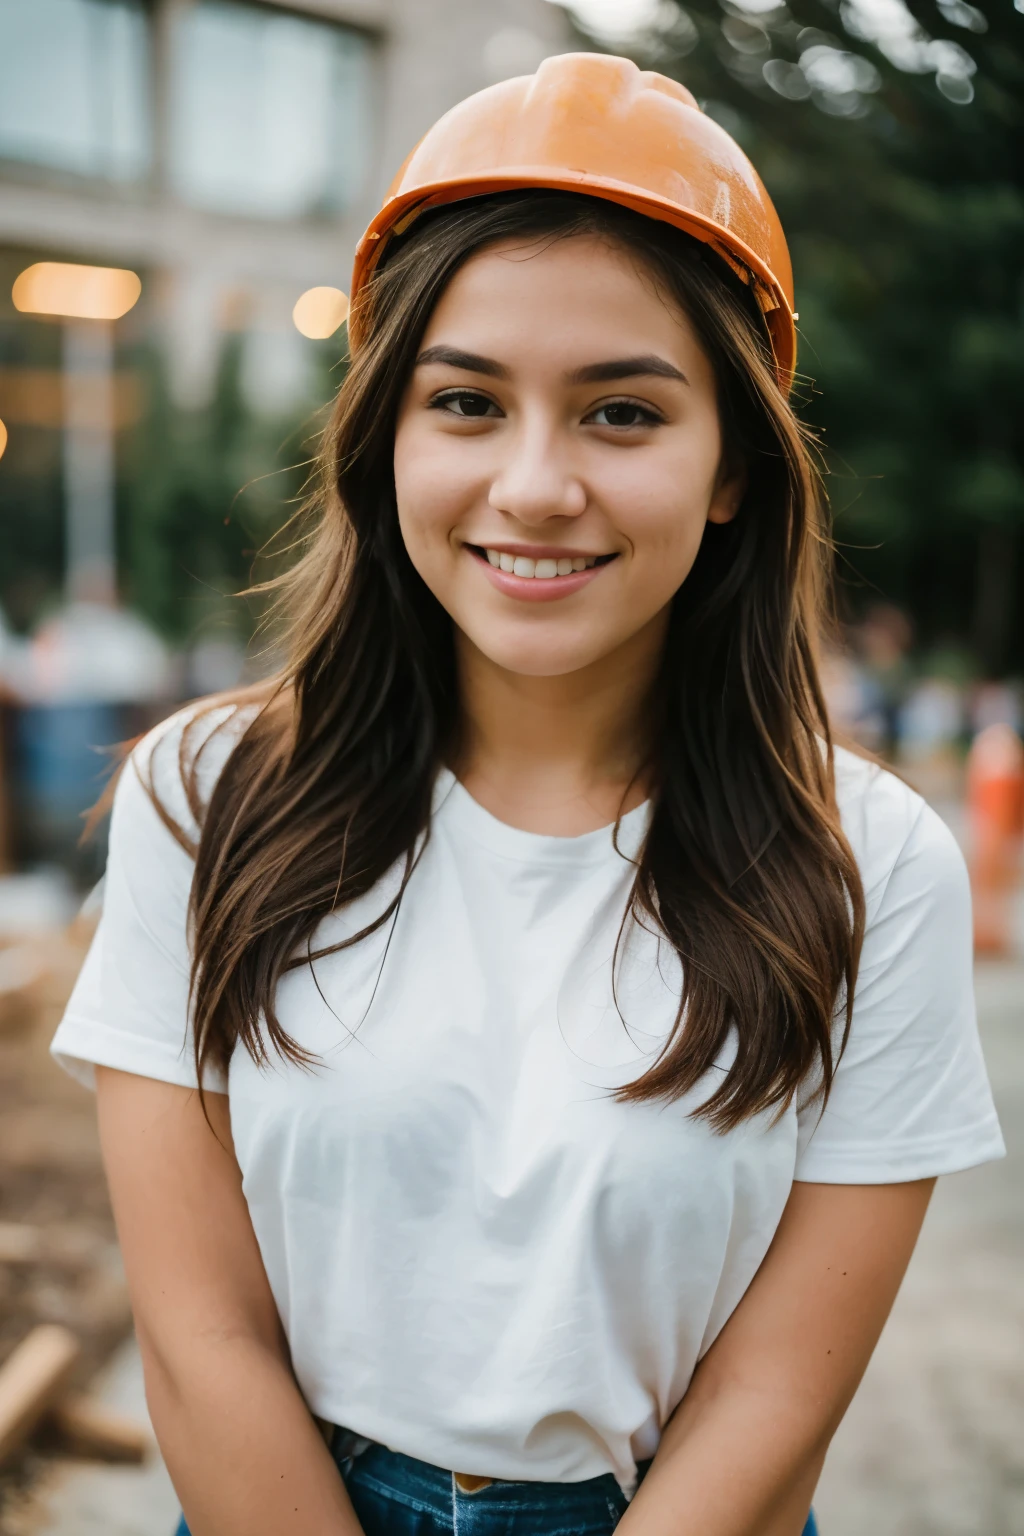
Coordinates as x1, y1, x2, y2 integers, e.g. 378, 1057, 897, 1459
577, 0, 1024, 673
118, 338, 327, 647
119, 321, 353, 652
0, 260, 65, 634
0, 272, 341, 648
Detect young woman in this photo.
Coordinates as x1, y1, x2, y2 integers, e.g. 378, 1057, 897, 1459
53, 54, 1002, 1536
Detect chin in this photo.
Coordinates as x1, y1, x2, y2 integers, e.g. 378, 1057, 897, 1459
470, 635, 610, 679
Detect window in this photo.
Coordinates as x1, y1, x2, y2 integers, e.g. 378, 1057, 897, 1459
0, 0, 149, 183
170, 1, 372, 220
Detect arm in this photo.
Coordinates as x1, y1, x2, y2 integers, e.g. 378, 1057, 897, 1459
95, 1067, 363, 1536
619, 1178, 934, 1536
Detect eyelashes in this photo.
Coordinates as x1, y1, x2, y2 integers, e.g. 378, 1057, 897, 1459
427, 389, 665, 429
429, 390, 500, 419
587, 401, 663, 429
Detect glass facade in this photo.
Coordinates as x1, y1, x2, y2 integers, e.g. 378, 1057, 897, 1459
0, 1, 377, 867
0, 0, 372, 218
0, 0, 150, 183
170, 1, 372, 219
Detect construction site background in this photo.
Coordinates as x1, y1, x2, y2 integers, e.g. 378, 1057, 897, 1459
1, 0, 1022, 1531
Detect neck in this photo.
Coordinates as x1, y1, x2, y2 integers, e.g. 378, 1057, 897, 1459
452, 615, 666, 836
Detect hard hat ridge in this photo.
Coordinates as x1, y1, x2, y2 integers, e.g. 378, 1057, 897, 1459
350, 52, 796, 388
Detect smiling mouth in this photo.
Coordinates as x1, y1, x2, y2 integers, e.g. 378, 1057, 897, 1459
469, 546, 618, 580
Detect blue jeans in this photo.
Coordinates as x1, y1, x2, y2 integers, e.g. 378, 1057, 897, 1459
174, 1433, 819, 1534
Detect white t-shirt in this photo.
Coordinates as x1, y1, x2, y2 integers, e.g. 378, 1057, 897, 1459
52, 708, 1004, 1492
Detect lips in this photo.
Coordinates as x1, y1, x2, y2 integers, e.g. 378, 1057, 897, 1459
467, 544, 618, 602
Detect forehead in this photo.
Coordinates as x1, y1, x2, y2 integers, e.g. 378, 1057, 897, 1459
420, 232, 703, 370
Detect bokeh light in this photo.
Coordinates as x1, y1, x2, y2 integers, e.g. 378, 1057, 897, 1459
12, 262, 142, 321
292, 285, 349, 339
0, 417, 7, 461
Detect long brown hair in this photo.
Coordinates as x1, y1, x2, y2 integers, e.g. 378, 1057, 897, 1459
150, 190, 864, 1130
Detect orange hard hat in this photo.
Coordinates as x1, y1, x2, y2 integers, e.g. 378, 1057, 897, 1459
350, 53, 796, 387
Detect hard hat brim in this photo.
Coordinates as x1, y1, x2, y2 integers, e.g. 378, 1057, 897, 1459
351, 172, 796, 389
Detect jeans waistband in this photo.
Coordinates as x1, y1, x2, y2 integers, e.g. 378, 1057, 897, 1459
330, 1428, 647, 1514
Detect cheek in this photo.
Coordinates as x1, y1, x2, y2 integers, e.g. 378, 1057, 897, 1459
604, 448, 718, 576
394, 424, 477, 559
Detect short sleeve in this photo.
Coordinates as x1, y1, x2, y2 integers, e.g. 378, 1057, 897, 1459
50, 707, 246, 1094
795, 783, 1005, 1183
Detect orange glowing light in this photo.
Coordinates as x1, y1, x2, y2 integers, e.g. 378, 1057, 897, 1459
0, 418, 7, 461
292, 286, 349, 340
12, 262, 141, 321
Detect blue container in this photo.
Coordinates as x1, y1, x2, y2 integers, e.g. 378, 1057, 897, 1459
13, 702, 124, 877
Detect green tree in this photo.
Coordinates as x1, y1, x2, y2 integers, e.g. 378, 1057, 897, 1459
120, 335, 339, 649
574, 0, 1024, 672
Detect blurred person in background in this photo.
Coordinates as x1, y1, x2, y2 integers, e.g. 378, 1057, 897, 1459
896, 675, 965, 760
49, 55, 1003, 1536
851, 603, 914, 760
818, 643, 885, 752
971, 678, 1023, 738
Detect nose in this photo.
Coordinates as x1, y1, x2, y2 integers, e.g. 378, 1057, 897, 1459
487, 417, 587, 526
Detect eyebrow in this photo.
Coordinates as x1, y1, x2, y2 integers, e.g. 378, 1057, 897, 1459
568, 355, 689, 386
414, 345, 688, 387
415, 345, 508, 377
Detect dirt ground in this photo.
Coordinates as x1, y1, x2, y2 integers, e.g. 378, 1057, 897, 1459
0, 917, 132, 1528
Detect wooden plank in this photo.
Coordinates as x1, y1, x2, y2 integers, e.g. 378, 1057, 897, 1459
50, 1394, 152, 1463
0, 1325, 80, 1464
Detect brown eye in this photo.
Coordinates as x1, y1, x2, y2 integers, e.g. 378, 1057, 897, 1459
589, 401, 661, 429
433, 391, 500, 418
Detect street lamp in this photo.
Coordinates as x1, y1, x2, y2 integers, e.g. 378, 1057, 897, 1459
12, 262, 141, 606
292, 286, 348, 340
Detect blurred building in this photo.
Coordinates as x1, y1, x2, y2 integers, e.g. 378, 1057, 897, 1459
0, 0, 571, 423
0, 0, 572, 875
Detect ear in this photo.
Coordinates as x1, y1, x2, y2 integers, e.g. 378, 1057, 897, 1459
707, 462, 747, 526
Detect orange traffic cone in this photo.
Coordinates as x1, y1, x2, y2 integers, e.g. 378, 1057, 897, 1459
967, 723, 1024, 957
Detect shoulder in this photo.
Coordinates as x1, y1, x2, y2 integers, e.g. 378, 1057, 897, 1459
832, 745, 963, 923
123, 697, 262, 846
795, 750, 1003, 1185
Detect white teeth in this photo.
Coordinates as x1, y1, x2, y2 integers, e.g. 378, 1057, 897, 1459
481, 548, 606, 577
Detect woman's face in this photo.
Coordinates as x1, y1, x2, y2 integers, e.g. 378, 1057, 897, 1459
393, 233, 742, 679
